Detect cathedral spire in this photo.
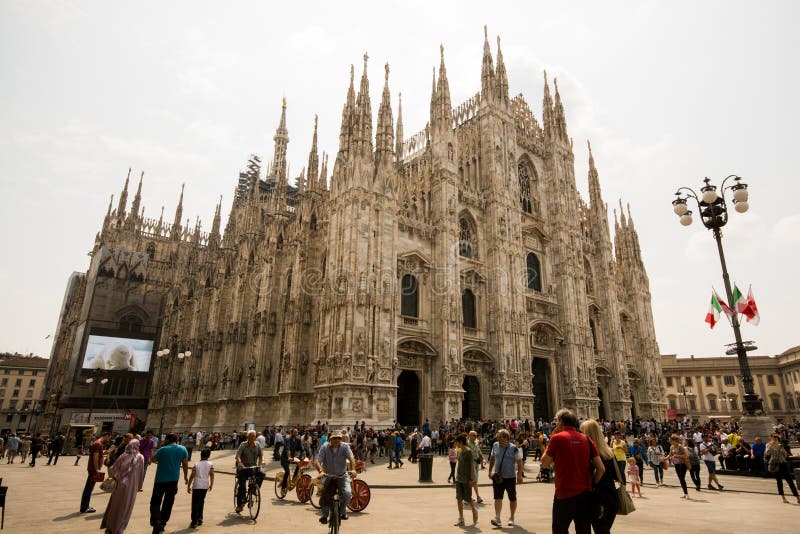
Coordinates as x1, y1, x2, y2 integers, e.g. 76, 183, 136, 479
432, 45, 453, 125
320, 152, 329, 190
495, 35, 509, 105
553, 77, 568, 140
395, 92, 404, 161
375, 62, 395, 160
481, 25, 495, 103
172, 183, 185, 238
106, 194, 114, 218
430, 66, 437, 119
307, 115, 320, 191
297, 167, 306, 195
210, 195, 222, 247
117, 167, 131, 217
587, 140, 603, 209
618, 198, 627, 227
353, 52, 373, 156
272, 98, 290, 201
542, 71, 554, 139
128, 171, 144, 227
338, 65, 356, 157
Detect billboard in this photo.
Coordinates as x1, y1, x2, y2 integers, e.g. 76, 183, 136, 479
82, 335, 154, 372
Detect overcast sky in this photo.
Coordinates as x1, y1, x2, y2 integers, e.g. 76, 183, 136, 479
1, 1, 797, 361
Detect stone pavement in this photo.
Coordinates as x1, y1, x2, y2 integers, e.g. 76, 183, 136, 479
1, 450, 797, 533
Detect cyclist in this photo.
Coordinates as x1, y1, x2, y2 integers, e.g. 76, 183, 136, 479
314, 430, 357, 524
280, 428, 306, 491
235, 430, 264, 513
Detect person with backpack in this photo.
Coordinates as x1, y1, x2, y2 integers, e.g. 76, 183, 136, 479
646, 438, 665, 487
685, 438, 702, 491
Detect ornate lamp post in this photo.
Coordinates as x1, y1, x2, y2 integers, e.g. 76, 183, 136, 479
155, 341, 191, 441
671, 175, 763, 416
85, 369, 109, 424
678, 383, 696, 417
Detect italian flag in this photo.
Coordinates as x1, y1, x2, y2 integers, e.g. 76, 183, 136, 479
732, 284, 747, 315
705, 292, 724, 329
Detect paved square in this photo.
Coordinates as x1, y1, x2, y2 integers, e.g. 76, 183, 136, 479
1, 451, 796, 533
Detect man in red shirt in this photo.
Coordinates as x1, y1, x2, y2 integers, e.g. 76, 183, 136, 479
79, 431, 112, 513
541, 409, 605, 534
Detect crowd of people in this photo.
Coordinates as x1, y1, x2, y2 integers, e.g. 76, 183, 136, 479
2, 414, 798, 533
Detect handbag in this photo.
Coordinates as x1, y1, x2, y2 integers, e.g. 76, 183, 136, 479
492, 445, 509, 484
100, 476, 117, 493
91, 471, 106, 483
661, 459, 669, 470
611, 459, 636, 515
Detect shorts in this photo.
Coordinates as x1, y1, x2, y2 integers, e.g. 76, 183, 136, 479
704, 460, 716, 473
455, 481, 473, 501
492, 477, 517, 501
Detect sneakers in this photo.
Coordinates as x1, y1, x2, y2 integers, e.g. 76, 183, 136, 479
319, 516, 328, 524
189, 522, 197, 529
476, 496, 484, 504
341, 514, 349, 520
508, 518, 515, 526
454, 517, 465, 527
80, 507, 96, 514
491, 517, 502, 527
707, 484, 715, 490
235, 505, 243, 513
472, 508, 479, 525
717, 484, 724, 490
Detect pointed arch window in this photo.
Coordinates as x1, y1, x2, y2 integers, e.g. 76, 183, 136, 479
459, 216, 477, 259
518, 163, 533, 214
462, 289, 476, 329
526, 252, 542, 292
400, 274, 419, 318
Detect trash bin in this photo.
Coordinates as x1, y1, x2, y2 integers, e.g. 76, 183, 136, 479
418, 453, 434, 483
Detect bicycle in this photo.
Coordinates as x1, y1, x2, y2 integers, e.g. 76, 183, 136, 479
233, 465, 262, 521
274, 458, 314, 503
309, 464, 371, 513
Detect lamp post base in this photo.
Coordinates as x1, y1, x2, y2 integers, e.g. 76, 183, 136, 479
739, 414, 775, 443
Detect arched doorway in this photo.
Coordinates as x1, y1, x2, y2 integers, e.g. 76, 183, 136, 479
397, 370, 420, 427
597, 388, 607, 421
462, 376, 481, 419
532, 358, 551, 420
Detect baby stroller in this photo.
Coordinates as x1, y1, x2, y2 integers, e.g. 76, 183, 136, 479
536, 465, 552, 483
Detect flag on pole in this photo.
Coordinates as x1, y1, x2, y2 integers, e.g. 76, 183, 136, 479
732, 283, 747, 314
713, 288, 734, 320
741, 285, 760, 325
705, 292, 724, 329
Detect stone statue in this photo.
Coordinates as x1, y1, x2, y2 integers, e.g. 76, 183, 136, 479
222, 365, 229, 382
236, 366, 243, 384
300, 350, 309, 373
367, 353, 377, 381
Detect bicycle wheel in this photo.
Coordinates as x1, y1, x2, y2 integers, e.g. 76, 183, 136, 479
274, 472, 287, 499
308, 478, 321, 509
329, 496, 340, 534
348, 479, 371, 512
233, 479, 240, 511
296, 473, 313, 502
248, 483, 261, 520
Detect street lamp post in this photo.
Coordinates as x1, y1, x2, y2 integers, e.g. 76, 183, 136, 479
678, 383, 695, 418
671, 175, 763, 416
85, 370, 109, 424
155, 343, 191, 442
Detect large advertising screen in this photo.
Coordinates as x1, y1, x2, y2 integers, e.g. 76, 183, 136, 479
82, 335, 154, 372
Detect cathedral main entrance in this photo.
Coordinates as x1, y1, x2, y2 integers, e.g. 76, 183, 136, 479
461, 375, 480, 420
397, 370, 420, 427
532, 358, 551, 420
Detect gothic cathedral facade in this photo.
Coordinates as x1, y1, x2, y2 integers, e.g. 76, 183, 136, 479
48, 31, 666, 431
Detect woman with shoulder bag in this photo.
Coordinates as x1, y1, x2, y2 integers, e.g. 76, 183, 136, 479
667, 435, 690, 499
685, 439, 702, 491
101, 438, 145, 534
647, 438, 665, 487
765, 434, 800, 503
581, 420, 618, 534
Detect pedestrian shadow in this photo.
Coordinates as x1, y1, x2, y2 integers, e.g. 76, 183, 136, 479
687, 498, 710, 503
217, 513, 256, 527
52, 512, 83, 522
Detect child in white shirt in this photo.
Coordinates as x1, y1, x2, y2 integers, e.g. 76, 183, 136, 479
187, 448, 214, 527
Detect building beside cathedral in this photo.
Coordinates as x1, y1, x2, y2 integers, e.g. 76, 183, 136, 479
41, 30, 666, 431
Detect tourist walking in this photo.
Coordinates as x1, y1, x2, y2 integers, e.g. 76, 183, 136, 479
101, 438, 145, 534
467, 431, 485, 503
699, 434, 724, 490
6, 434, 19, 464
542, 409, 604, 534
139, 431, 155, 491
150, 433, 189, 533
611, 431, 628, 484
647, 438, 665, 487
453, 434, 478, 526
80, 431, 112, 514
488, 428, 524, 527
765, 434, 800, 503
685, 438, 702, 491
187, 448, 214, 528
667, 435, 690, 499
579, 419, 617, 534
28, 434, 44, 466
47, 432, 64, 465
